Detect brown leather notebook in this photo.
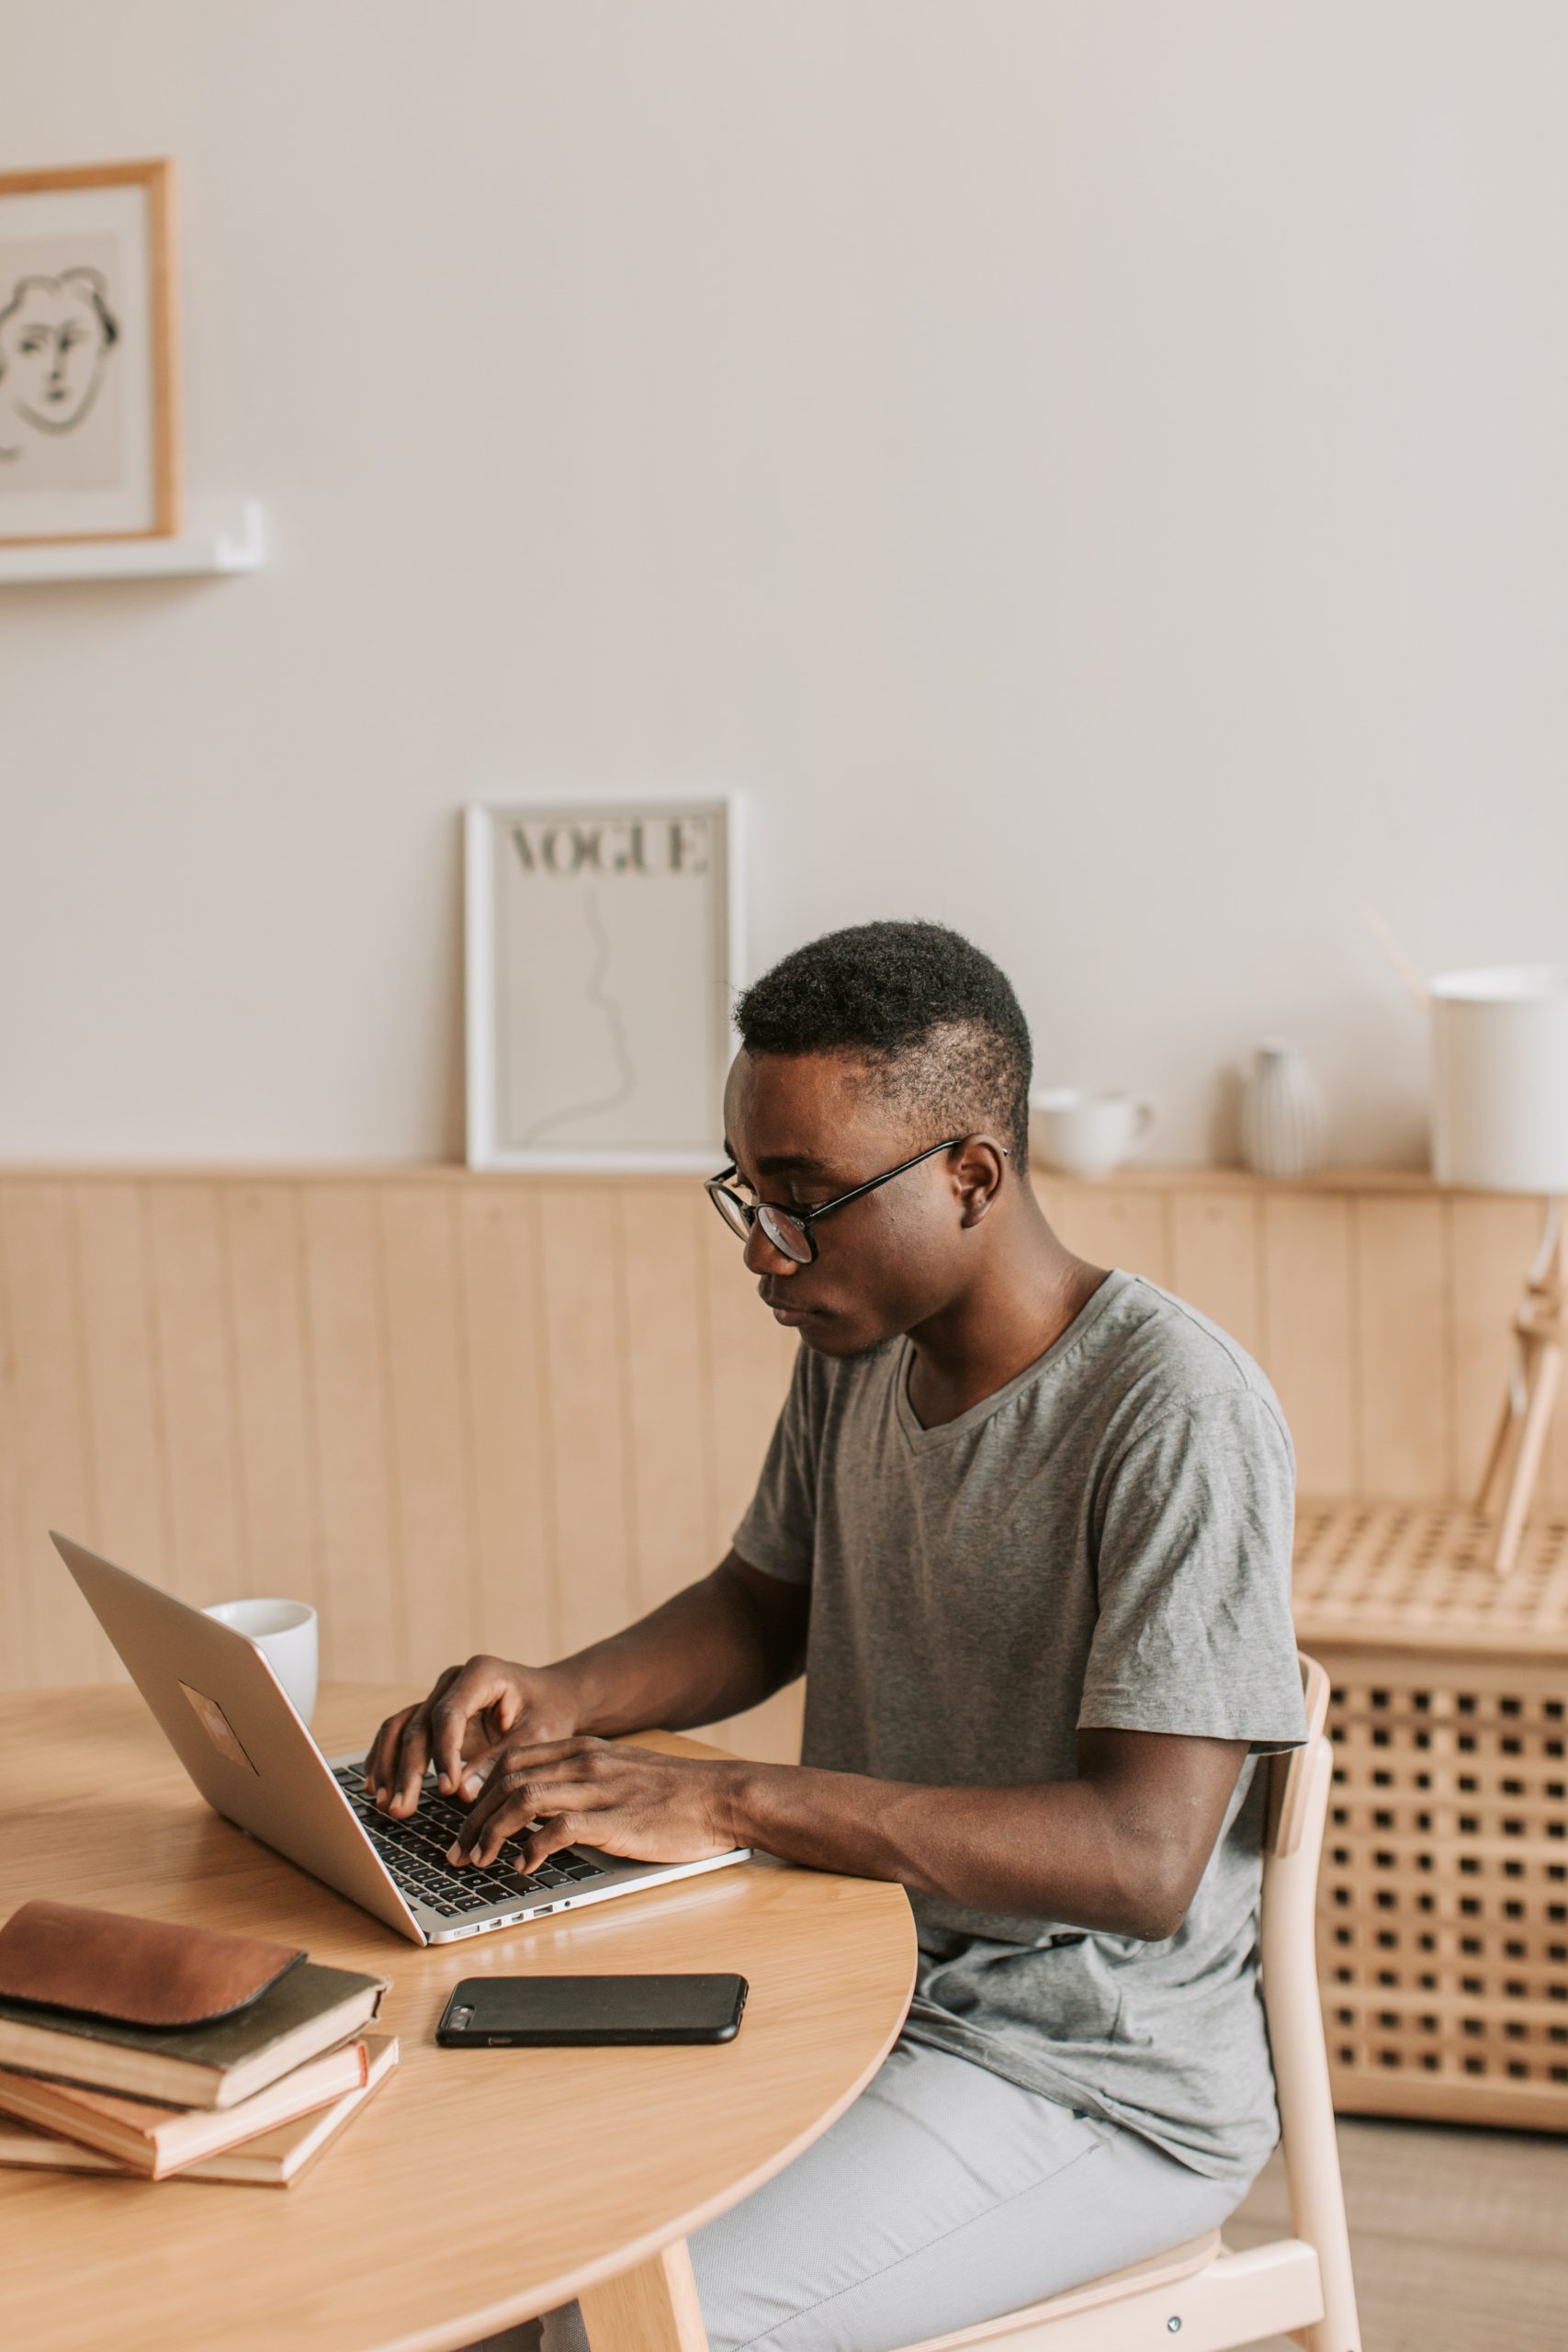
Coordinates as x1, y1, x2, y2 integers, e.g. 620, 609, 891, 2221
0, 1900, 303, 2030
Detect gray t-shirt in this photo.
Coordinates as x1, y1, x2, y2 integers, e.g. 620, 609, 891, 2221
733, 1267, 1305, 2181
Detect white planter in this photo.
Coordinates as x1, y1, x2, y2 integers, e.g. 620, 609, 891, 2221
1429, 965, 1568, 1193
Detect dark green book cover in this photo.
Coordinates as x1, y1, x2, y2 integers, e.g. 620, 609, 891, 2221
0, 1961, 387, 2074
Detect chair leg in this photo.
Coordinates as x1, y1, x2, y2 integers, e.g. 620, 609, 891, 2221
1473, 1358, 1524, 1518
1491, 1336, 1562, 1577
580, 2239, 709, 2352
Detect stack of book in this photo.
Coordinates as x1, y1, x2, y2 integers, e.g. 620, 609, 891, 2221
0, 1901, 396, 2188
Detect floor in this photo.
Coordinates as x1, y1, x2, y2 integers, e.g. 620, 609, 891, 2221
1229, 2115, 1568, 2352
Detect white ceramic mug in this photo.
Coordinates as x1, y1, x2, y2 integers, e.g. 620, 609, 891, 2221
204, 1598, 319, 1725
1030, 1089, 1156, 1179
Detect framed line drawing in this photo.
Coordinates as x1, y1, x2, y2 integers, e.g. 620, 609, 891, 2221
466, 791, 745, 1171
0, 159, 179, 545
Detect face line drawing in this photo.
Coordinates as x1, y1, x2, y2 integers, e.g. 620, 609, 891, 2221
0, 266, 120, 453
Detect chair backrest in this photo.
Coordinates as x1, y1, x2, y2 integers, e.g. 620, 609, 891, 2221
1258, 1652, 1360, 2352
1265, 1651, 1331, 1860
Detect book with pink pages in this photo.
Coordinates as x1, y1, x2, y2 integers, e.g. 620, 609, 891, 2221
0, 2034, 398, 2186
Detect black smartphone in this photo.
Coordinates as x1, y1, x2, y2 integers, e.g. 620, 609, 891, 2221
435, 1972, 749, 2048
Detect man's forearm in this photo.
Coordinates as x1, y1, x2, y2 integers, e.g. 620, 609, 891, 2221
553, 1563, 802, 1738
726, 1742, 1244, 1941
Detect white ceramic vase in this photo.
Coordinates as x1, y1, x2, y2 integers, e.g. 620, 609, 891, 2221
1239, 1039, 1326, 1179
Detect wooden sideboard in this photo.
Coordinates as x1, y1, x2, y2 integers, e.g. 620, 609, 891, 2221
3, 1166, 1564, 1747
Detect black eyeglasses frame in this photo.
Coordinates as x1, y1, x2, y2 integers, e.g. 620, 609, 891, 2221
705, 1135, 1008, 1266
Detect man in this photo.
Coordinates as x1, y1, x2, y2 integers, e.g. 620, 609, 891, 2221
369, 920, 1305, 2352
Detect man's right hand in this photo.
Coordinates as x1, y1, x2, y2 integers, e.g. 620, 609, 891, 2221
363, 1656, 582, 1818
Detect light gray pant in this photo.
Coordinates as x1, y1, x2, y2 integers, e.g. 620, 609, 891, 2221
481, 2036, 1253, 2352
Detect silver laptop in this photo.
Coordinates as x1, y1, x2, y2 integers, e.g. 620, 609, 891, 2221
51, 1532, 751, 1946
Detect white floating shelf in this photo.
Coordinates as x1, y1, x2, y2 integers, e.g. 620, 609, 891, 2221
0, 498, 265, 585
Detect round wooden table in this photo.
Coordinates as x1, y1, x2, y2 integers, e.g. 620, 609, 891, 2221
0, 1683, 916, 2352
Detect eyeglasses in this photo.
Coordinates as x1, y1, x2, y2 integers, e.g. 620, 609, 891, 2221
705, 1136, 1005, 1265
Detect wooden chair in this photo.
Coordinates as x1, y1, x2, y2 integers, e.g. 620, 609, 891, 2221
891, 1654, 1362, 2352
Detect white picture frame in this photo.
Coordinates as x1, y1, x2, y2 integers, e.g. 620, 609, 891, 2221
465, 790, 745, 1172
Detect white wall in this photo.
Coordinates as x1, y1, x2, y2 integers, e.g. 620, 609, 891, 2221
3, 1, 1565, 1165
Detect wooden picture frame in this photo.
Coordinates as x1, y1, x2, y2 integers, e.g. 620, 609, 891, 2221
465, 790, 745, 1172
0, 159, 179, 545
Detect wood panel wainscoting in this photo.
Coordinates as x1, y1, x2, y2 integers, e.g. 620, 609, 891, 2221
4, 1165, 1567, 1753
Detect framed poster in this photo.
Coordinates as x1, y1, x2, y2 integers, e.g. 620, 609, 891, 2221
0, 159, 178, 545
466, 792, 744, 1171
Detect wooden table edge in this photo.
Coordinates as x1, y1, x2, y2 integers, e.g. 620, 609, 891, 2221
406, 1925, 918, 2352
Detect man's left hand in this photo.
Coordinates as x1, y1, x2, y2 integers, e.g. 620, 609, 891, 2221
444, 1736, 745, 1872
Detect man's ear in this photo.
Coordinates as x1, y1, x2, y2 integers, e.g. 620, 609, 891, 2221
953, 1136, 1009, 1227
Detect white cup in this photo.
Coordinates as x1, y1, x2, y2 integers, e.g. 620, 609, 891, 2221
1031, 1089, 1156, 1180
204, 1598, 319, 1725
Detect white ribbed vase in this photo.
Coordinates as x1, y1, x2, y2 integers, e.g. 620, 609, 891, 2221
1239, 1039, 1327, 1179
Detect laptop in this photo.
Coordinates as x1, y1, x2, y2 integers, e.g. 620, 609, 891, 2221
50, 1532, 751, 1946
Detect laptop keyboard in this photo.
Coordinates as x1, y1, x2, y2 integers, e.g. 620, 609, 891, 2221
332, 1765, 605, 1918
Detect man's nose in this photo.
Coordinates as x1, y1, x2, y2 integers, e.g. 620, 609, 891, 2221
742, 1219, 797, 1277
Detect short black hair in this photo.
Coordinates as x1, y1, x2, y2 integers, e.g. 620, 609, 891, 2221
734, 920, 1032, 1162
